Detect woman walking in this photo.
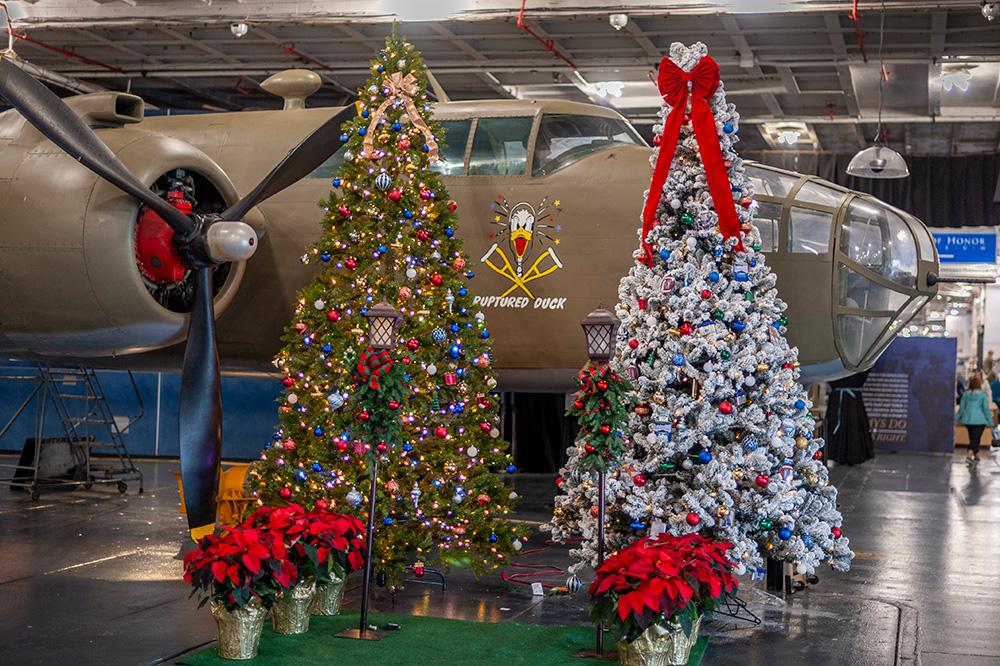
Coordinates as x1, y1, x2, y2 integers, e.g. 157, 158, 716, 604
957, 374, 994, 465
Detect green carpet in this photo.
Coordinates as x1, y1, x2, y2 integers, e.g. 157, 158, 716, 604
179, 612, 708, 665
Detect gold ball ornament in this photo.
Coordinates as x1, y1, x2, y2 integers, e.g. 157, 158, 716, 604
652, 391, 666, 405
795, 436, 809, 450
634, 403, 651, 416
732, 468, 745, 481
756, 363, 769, 372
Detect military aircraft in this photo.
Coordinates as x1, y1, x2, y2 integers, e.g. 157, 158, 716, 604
0, 64, 938, 531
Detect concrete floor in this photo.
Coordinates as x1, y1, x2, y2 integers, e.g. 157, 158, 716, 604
0, 451, 998, 665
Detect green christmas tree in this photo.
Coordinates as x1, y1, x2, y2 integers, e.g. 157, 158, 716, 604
250, 35, 525, 580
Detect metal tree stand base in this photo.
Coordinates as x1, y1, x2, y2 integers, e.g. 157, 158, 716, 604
337, 458, 385, 641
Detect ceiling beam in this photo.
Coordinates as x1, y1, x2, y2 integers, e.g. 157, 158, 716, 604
251, 26, 356, 98
622, 19, 660, 59
720, 15, 782, 118
426, 23, 512, 99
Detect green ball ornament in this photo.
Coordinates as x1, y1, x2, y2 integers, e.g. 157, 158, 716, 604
759, 518, 774, 530
680, 213, 694, 226
720, 350, 731, 360
778, 315, 788, 326
713, 310, 725, 320
751, 244, 762, 251
745, 291, 755, 301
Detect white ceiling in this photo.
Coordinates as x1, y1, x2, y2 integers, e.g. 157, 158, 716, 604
4, 0, 1000, 155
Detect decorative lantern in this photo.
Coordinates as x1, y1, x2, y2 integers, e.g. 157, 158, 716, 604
364, 300, 402, 351
580, 306, 621, 362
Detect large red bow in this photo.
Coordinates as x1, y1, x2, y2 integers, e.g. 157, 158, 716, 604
355, 348, 394, 390
640, 55, 744, 265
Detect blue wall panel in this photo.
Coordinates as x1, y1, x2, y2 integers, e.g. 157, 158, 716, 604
0, 362, 279, 461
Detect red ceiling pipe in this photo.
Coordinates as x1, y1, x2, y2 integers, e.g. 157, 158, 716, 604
13, 32, 125, 73
516, 0, 577, 69
283, 43, 331, 70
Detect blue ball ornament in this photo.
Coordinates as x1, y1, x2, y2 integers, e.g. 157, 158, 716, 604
731, 320, 746, 333
378, 244, 388, 254
708, 271, 720, 282
377, 64, 386, 72
778, 527, 792, 540
422, 144, 430, 153
449, 345, 461, 359
458, 287, 467, 297
802, 535, 814, 548
311, 462, 322, 472
481, 330, 490, 339
391, 121, 401, 131
630, 520, 646, 530
659, 248, 671, 261
432, 328, 447, 344
339, 133, 349, 143
313, 427, 323, 436
332, 178, 342, 188
361, 109, 370, 118
456, 367, 466, 378
357, 127, 367, 136
297, 470, 307, 481
507, 464, 516, 474
450, 323, 460, 333
672, 354, 685, 366
403, 443, 413, 452
488, 533, 498, 543
445, 228, 455, 238
698, 450, 712, 464
743, 434, 759, 451
322, 344, 332, 353
404, 210, 414, 219
723, 122, 735, 134
384, 517, 394, 526
320, 252, 331, 262
794, 399, 806, 410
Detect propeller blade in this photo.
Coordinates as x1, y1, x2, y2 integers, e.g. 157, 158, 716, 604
178, 266, 223, 540
222, 105, 357, 222
0, 58, 193, 236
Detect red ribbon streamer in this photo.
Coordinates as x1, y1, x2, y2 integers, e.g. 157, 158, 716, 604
640, 55, 744, 266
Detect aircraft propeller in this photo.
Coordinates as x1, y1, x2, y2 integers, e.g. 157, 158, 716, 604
0, 57, 355, 539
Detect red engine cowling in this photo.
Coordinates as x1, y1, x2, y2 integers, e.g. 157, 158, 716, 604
135, 191, 190, 285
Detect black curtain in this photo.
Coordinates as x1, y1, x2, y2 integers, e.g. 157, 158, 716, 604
510, 393, 577, 473
749, 152, 1000, 229
823, 371, 875, 466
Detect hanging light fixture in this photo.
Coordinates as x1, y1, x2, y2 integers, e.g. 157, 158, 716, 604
846, 0, 909, 179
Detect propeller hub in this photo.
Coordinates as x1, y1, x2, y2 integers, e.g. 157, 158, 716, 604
205, 219, 258, 263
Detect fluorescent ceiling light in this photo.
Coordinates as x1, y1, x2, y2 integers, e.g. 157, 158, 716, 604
776, 130, 800, 145
934, 71, 973, 92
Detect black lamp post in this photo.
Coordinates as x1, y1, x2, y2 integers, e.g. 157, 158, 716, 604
576, 306, 620, 660
338, 300, 401, 642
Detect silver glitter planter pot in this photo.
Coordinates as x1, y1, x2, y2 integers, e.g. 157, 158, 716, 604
617, 615, 702, 666
211, 599, 267, 660
309, 573, 346, 616
272, 581, 316, 635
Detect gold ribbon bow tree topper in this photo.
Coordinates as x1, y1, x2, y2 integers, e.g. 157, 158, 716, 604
362, 72, 440, 163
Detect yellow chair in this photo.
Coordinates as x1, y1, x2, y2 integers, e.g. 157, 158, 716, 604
173, 463, 256, 527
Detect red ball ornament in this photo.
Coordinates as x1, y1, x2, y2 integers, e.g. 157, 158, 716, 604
447, 200, 458, 212
279, 487, 292, 500
477, 396, 491, 409
653, 134, 662, 146
358, 410, 370, 421
327, 309, 341, 322
719, 401, 734, 415
479, 421, 492, 433
406, 338, 419, 351
555, 475, 564, 487
783, 362, 794, 370
283, 438, 297, 452
282, 376, 296, 388
419, 188, 433, 200
315, 499, 329, 511
813, 449, 824, 460
434, 426, 448, 439
831, 526, 842, 539
338, 204, 351, 217
388, 400, 400, 410
573, 399, 585, 410
686, 512, 701, 527
452, 258, 466, 271
599, 424, 611, 435
336, 440, 349, 452
430, 273, 443, 287
628, 339, 639, 349
755, 474, 769, 489
638, 298, 647, 311
398, 137, 411, 151
476, 493, 490, 506
701, 289, 712, 299
679, 322, 694, 336
633, 474, 646, 487
345, 257, 358, 271
596, 380, 608, 392
388, 189, 402, 202
413, 564, 425, 577
294, 322, 308, 334
590, 505, 600, 518
376, 442, 388, 453
584, 443, 596, 454
416, 229, 430, 242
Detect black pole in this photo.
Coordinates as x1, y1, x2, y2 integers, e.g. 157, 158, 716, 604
596, 468, 606, 656
358, 457, 379, 636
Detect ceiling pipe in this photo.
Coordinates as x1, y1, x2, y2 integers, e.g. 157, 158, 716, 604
516, 0, 577, 69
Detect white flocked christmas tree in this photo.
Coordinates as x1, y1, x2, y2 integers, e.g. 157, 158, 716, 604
547, 42, 853, 578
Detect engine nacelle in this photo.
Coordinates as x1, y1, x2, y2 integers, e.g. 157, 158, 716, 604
0, 113, 246, 357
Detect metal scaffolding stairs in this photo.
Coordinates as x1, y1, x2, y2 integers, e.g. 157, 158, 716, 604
1, 364, 144, 500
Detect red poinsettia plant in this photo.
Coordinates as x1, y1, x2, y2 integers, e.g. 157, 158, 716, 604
241, 503, 366, 586
182, 524, 294, 612
588, 534, 738, 642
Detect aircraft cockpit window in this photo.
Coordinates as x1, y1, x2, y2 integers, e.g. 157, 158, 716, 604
532, 114, 643, 176
837, 314, 892, 368
753, 201, 781, 252
749, 169, 797, 198
795, 181, 845, 209
845, 199, 918, 289
468, 117, 533, 176
788, 207, 832, 254
837, 264, 910, 312
429, 120, 472, 176
306, 142, 349, 180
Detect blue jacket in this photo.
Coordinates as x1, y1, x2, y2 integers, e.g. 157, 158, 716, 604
957, 390, 993, 426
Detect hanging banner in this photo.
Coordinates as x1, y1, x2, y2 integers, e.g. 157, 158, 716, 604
932, 232, 996, 264
861, 337, 956, 453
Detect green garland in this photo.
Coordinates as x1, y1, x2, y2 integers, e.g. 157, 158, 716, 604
567, 361, 635, 472
351, 347, 407, 464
